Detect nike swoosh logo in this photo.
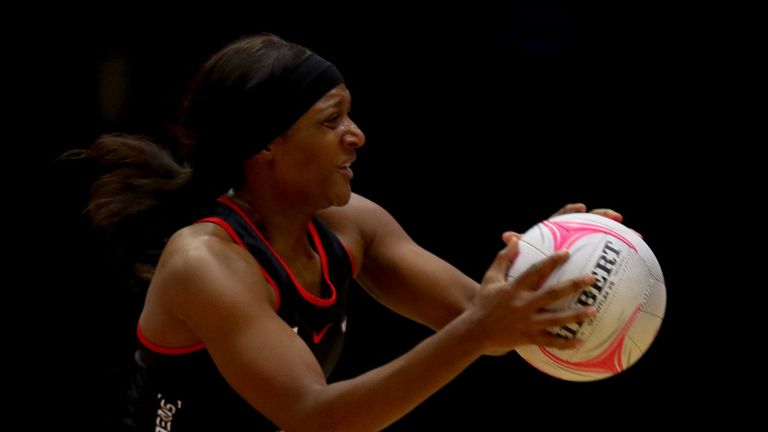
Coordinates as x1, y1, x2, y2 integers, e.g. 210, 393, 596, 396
312, 323, 332, 345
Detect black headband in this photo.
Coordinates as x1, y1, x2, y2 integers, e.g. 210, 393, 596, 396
239, 53, 344, 158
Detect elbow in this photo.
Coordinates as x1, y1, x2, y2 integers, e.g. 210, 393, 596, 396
276, 387, 377, 432
279, 413, 355, 432
273, 387, 350, 432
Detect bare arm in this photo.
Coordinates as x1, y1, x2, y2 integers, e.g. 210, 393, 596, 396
160, 227, 595, 432
321, 195, 622, 331
321, 194, 480, 330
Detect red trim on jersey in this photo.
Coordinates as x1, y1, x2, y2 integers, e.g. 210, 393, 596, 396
219, 197, 337, 308
307, 222, 341, 305
258, 267, 281, 312
137, 324, 205, 355
197, 216, 246, 248
195, 216, 281, 312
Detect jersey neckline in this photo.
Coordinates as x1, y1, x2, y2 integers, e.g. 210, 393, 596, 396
218, 196, 338, 308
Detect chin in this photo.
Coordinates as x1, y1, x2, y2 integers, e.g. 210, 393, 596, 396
329, 187, 353, 207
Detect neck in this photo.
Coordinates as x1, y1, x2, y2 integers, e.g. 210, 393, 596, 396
230, 187, 317, 259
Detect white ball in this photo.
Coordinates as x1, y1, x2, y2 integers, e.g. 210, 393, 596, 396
507, 213, 666, 381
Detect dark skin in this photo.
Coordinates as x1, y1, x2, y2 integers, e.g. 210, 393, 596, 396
139, 84, 619, 431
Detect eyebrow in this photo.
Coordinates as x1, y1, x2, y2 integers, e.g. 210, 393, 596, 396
319, 100, 343, 111
317, 95, 351, 112
316, 101, 341, 114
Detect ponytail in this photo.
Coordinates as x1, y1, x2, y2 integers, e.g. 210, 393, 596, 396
62, 133, 197, 280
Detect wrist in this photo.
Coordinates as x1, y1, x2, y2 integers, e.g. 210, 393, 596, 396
445, 309, 490, 358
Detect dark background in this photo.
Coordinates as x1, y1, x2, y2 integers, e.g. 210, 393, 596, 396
21, 5, 742, 430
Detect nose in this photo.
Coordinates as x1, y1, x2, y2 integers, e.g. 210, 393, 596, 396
341, 119, 365, 149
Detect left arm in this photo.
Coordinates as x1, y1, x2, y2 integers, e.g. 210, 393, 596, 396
321, 194, 478, 330
320, 195, 621, 331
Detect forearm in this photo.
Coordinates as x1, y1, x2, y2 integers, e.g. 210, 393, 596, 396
359, 246, 480, 331
301, 312, 484, 432
421, 270, 479, 330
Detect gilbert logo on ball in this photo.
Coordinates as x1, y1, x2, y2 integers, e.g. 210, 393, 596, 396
507, 213, 666, 381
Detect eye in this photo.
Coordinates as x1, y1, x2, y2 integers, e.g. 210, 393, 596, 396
324, 113, 341, 128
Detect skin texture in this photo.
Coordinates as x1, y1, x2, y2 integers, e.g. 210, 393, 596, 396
139, 84, 612, 431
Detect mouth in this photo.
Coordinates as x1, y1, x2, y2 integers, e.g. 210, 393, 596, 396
338, 159, 355, 179
338, 164, 354, 179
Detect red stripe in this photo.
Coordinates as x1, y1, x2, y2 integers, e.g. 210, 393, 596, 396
137, 324, 205, 355
197, 216, 246, 248
307, 222, 338, 306
258, 267, 282, 312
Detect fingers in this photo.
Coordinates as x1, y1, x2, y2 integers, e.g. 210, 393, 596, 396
533, 331, 585, 350
553, 203, 587, 216
530, 306, 598, 350
511, 250, 570, 291
481, 237, 520, 285
552, 203, 623, 223
530, 275, 596, 310
501, 231, 520, 245
590, 208, 623, 222
532, 305, 597, 329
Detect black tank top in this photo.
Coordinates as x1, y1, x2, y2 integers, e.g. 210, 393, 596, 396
123, 197, 354, 431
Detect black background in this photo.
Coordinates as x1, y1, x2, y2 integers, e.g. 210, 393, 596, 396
20, 5, 743, 430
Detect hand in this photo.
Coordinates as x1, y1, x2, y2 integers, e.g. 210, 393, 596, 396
551, 202, 623, 222
466, 237, 597, 356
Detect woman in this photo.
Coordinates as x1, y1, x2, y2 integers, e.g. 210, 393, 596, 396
73, 33, 615, 431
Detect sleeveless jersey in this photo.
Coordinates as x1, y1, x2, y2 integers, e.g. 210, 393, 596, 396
122, 197, 354, 431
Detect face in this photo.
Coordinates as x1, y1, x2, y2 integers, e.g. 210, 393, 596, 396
267, 84, 365, 208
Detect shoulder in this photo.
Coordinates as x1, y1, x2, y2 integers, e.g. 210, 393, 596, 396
152, 223, 276, 312
317, 193, 409, 268
141, 222, 277, 346
317, 193, 393, 243
318, 192, 385, 220
162, 224, 255, 280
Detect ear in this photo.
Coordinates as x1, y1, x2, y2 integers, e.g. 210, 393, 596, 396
243, 145, 273, 166
261, 134, 285, 160
259, 146, 274, 161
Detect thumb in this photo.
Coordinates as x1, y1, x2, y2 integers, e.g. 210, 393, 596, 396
501, 231, 520, 245
482, 237, 519, 285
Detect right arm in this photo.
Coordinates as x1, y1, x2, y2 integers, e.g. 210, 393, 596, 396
162, 234, 595, 432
